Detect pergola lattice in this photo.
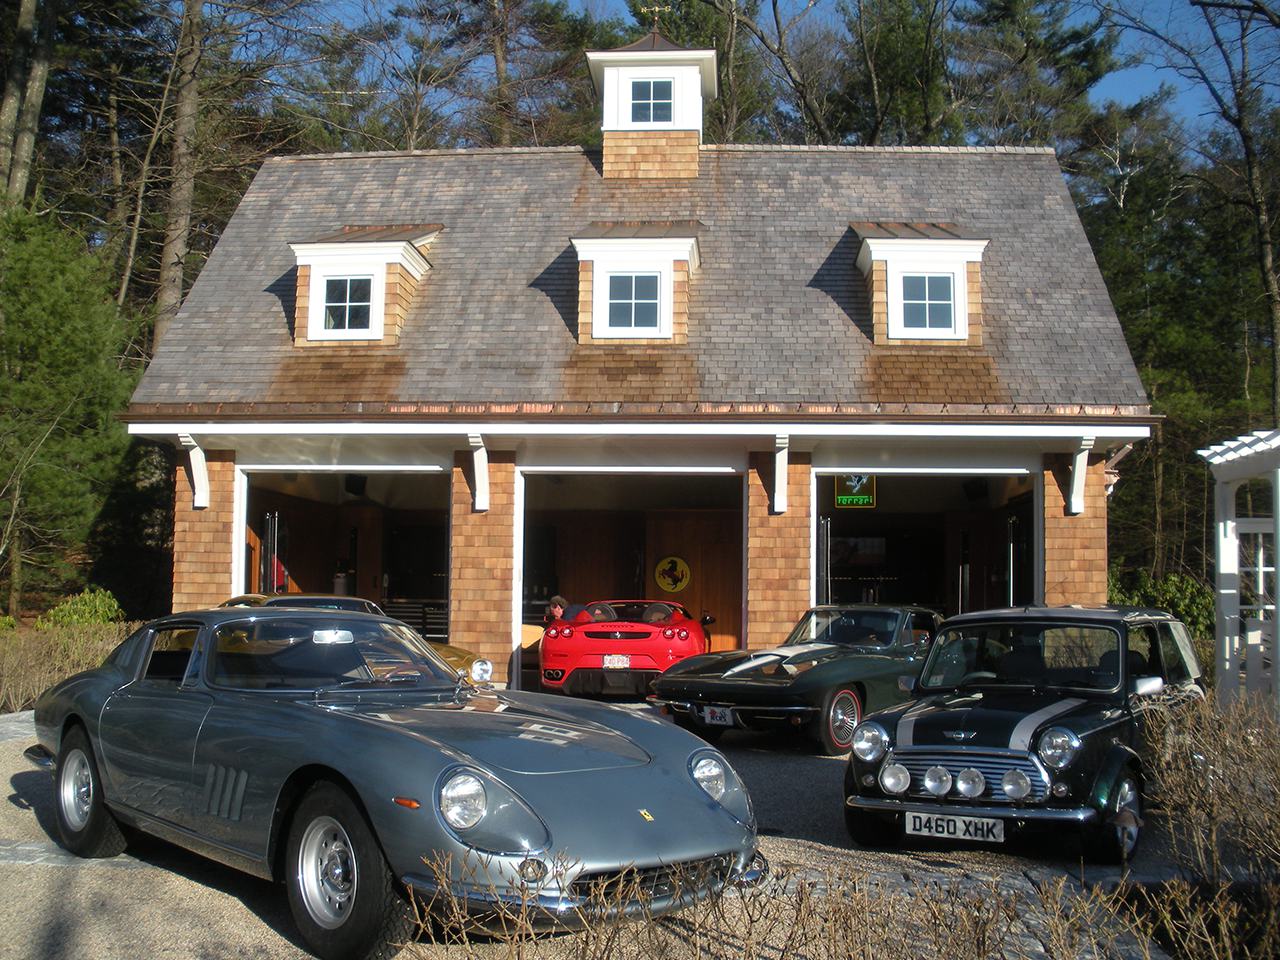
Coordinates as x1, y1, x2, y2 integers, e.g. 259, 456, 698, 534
1199, 430, 1280, 706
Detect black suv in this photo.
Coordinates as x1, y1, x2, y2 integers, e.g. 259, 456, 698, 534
842, 606, 1203, 862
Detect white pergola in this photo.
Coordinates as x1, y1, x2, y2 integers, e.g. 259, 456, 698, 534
1199, 430, 1280, 707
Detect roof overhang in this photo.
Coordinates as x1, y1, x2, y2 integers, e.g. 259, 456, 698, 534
1199, 429, 1280, 484
585, 48, 718, 99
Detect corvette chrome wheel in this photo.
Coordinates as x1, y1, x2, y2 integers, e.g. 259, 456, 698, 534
815, 687, 863, 755
59, 747, 93, 832
298, 815, 358, 929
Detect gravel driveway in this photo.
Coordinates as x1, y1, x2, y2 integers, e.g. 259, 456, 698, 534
0, 708, 1168, 959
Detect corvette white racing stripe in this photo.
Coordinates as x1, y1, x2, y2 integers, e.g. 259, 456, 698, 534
720, 643, 836, 677
1008, 698, 1085, 751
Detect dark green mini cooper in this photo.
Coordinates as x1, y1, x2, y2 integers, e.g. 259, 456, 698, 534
843, 606, 1203, 862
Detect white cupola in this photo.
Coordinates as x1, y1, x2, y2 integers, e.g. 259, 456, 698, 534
585, 31, 717, 179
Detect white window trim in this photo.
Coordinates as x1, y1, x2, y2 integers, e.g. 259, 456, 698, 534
289, 240, 430, 343
628, 76, 675, 126
571, 236, 700, 342
856, 237, 988, 343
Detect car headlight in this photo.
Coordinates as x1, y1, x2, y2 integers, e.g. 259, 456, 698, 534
1037, 727, 1082, 770
470, 659, 493, 683
851, 722, 889, 763
956, 768, 985, 798
879, 762, 910, 795
1002, 769, 1031, 800
692, 756, 726, 801
440, 771, 487, 829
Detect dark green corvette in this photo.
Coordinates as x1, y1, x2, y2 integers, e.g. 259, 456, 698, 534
843, 606, 1204, 862
650, 606, 941, 754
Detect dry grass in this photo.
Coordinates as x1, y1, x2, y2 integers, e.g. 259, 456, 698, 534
0, 622, 136, 713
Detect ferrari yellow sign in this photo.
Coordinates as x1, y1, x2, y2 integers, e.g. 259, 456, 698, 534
654, 556, 691, 593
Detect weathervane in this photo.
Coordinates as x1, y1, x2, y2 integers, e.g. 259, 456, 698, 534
638, 4, 672, 30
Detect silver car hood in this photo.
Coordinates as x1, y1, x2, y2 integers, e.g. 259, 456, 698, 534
311, 692, 652, 775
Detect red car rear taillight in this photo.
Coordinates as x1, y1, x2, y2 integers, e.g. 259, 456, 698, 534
662, 627, 675, 639
677, 628, 689, 641
545, 627, 558, 639
561, 626, 573, 638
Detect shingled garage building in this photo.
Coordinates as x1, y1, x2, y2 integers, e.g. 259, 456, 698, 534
126, 33, 1152, 686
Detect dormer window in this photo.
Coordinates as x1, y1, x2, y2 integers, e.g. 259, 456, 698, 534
631, 79, 673, 123
324, 277, 373, 332
852, 222, 989, 345
571, 221, 701, 343
289, 224, 439, 346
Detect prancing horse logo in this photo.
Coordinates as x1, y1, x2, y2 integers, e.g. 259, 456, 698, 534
944, 730, 976, 741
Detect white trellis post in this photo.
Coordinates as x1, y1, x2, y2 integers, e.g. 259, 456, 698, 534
1200, 430, 1280, 711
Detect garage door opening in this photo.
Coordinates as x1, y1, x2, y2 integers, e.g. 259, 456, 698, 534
521, 474, 743, 685
245, 472, 451, 637
816, 474, 1034, 616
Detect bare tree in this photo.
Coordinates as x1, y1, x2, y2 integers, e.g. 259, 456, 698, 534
4, 0, 58, 200
1104, 1, 1280, 424
0, 0, 37, 186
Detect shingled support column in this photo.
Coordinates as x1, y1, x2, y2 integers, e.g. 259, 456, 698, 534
449, 450, 516, 684
1042, 454, 1108, 605
746, 451, 811, 650
172, 450, 235, 612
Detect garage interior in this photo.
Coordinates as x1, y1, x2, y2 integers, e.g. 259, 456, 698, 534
244, 472, 451, 637
522, 474, 744, 653
816, 473, 1034, 616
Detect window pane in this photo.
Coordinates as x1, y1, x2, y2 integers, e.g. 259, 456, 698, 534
326, 278, 346, 304
349, 278, 372, 303
634, 301, 658, 327
653, 80, 672, 100
903, 303, 927, 328
927, 275, 952, 301
652, 102, 672, 122
609, 275, 632, 300
634, 274, 658, 300
347, 305, 370, 330
608, 302, 632, 327
325, 305, 346, 329
928, 302, 952, 329
902, 275, 926, 301
632, 102, 650, 123
632, 80, 651, 100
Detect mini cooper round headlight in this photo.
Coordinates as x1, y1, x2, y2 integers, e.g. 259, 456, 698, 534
879, 763, 910, 795
956, 768, 986, 798
440, 772, 487, 830
924, 765, 953, 796
469, 658, 494, 683
1037, 727, 1082, 770
692, 756, 727, 801
1002, 769, 1032, 800
851, 722, 889, 763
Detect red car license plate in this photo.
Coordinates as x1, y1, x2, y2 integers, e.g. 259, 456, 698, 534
602, 654, 630, 669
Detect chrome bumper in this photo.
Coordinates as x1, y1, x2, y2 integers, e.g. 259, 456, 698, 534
402, 851, 768, 930
845, 795, 1099, 824
24, 745, 54, 773
650, 698, 817, 721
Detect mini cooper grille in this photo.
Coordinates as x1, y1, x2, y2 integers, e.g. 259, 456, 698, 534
570, 854, 735, 902
893, 752, 1047, 803
584, 630, 651, 640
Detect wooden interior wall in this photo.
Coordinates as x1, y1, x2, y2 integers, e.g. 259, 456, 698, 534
646, 510, 741, 652
246, 488, 337, 593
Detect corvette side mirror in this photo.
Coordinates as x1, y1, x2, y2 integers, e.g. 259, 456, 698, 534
898, 675, 916, 694
1133, 675, 1164, 697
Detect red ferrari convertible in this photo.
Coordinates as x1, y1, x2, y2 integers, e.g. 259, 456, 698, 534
540, 600, 712, 696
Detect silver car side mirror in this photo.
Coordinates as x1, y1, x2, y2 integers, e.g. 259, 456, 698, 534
1133, 675, 1164, 697
898, 675, 916, 694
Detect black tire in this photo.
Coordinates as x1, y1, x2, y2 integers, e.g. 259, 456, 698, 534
813, 687, 863, 755
843, 769, 898, 849
285, 781, 415, 960
1082, 770, 1142, 865
54, 725, 127, 858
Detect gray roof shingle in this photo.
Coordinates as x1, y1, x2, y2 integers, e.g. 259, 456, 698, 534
129, 145, 1149, 416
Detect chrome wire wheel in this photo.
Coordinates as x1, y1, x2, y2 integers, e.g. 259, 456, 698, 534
827, 690, 861, 748
1115, 776, 1141, 859
297, 815, 358, 930
59, 748, 93, 832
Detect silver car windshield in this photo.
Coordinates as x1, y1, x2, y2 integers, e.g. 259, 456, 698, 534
782, 609, 899, 647
920, 623, 1123, 692
210, 617, 457, 691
